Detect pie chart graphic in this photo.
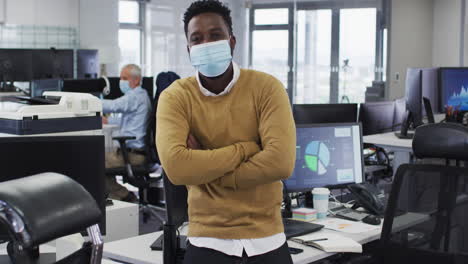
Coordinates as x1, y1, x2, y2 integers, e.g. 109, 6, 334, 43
304, 141, 330, 175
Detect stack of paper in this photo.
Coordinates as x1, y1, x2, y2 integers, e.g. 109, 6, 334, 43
292, 208, 317, 221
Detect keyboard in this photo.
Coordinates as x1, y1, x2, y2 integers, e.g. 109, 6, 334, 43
283, 218, 324, 239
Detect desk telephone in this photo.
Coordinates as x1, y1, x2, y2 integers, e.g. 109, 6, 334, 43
347, 183, 385, 216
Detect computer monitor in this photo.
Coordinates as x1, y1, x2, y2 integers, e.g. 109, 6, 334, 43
63, 78, 107, 97
0, 49, 34, 82
77, 49, 99, 79
421, 68, 440, 115
395, 68, 423, 139
359, 101, 395, 136
423, 97, 435, 124
283, 123, 364, 193
30, 79, 63, 97
32, 49, 74, 79
393, 98, 406, 131
0, 135, 106, 238
293, 104, 358, 124
439, 67, 468, 112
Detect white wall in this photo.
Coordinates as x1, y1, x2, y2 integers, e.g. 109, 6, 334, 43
79, 0, 119, 76
4, 0, 78, 27
432, 0, 461, 67
388, 0, 434, 100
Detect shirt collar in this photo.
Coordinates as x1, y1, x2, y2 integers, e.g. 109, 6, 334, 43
128, 86, 142, 94
196, 61, 240, 97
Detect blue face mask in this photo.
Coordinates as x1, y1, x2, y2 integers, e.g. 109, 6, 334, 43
120, 80, 131, 94
190, 39, 232, 78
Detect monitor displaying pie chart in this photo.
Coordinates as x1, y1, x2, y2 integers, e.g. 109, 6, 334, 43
304, 141, 330, 175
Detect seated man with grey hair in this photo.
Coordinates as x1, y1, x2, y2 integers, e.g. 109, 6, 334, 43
102, 64, 151, 202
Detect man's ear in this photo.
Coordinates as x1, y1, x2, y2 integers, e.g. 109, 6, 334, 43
229, 35, 237, 55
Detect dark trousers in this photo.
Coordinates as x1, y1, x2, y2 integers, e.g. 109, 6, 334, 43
183, 241, 293, 264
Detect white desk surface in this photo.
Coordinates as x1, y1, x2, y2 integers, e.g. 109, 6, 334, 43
363, 131, 413, 150
363, 114, 445, 151
102, 259, 119, 264
103, 213, 428, 264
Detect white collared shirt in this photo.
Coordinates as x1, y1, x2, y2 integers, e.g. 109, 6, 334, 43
195, 61, 240, 96
189, 61, 286, 257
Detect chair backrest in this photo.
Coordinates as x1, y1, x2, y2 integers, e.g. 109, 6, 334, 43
0, 172, 102, 248
380, 164, 468, 264
393, 97, 406, 131
413, 123, 468, 161
155, 71, 180, 103
379, 123, 468, 263
146, 72, 180, 164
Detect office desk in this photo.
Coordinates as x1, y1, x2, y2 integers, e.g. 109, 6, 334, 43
363, 131, 413, 177
363, 114, 446, 175
103, 213, 429, 264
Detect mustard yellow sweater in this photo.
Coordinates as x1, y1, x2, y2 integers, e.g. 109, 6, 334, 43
156, 69, 296, 239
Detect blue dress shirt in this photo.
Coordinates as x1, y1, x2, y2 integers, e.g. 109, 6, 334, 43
102, 86, 151, 149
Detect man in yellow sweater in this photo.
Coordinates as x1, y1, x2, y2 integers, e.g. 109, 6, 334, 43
156, 1, 296, 263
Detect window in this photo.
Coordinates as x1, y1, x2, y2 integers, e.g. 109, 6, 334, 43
339, 8, 377, 103
249, 1, 387, 104
119, 1, 140, 24
119, 0, 145, 72
146, 2, 199, 79
254, 8, 288, 25
249, 7, 293, 102
118, 29, 141, 70
252, 30, 289, 87
296, 9, 332, 104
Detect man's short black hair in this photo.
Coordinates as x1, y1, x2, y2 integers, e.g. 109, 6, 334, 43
183, 0, 233, 36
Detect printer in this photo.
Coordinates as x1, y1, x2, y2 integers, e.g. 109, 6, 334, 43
0, 92, 102, 135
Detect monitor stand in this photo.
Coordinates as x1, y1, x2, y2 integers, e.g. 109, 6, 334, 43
304, 192, 314, 208
151, 234, 187, 251
394, 132, 414, 139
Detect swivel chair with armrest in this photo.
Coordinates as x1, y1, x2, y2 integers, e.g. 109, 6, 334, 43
366, 123, 468, 264
105, 121, 165, 223
0, 172, 103, 264
105, 72, 180, 223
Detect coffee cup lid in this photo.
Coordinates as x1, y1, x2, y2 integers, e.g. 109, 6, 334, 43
312, 188, 330, 195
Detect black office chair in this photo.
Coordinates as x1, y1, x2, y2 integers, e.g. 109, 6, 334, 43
105, 72, 180, 223
369, 123, 468, 264
0, 172, 103, 264
105, 105, 165, 223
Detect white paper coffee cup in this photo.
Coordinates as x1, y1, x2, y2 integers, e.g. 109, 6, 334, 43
312, 188, 330, 219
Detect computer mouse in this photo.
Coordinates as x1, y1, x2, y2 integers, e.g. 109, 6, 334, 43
362, 215, 381, 225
